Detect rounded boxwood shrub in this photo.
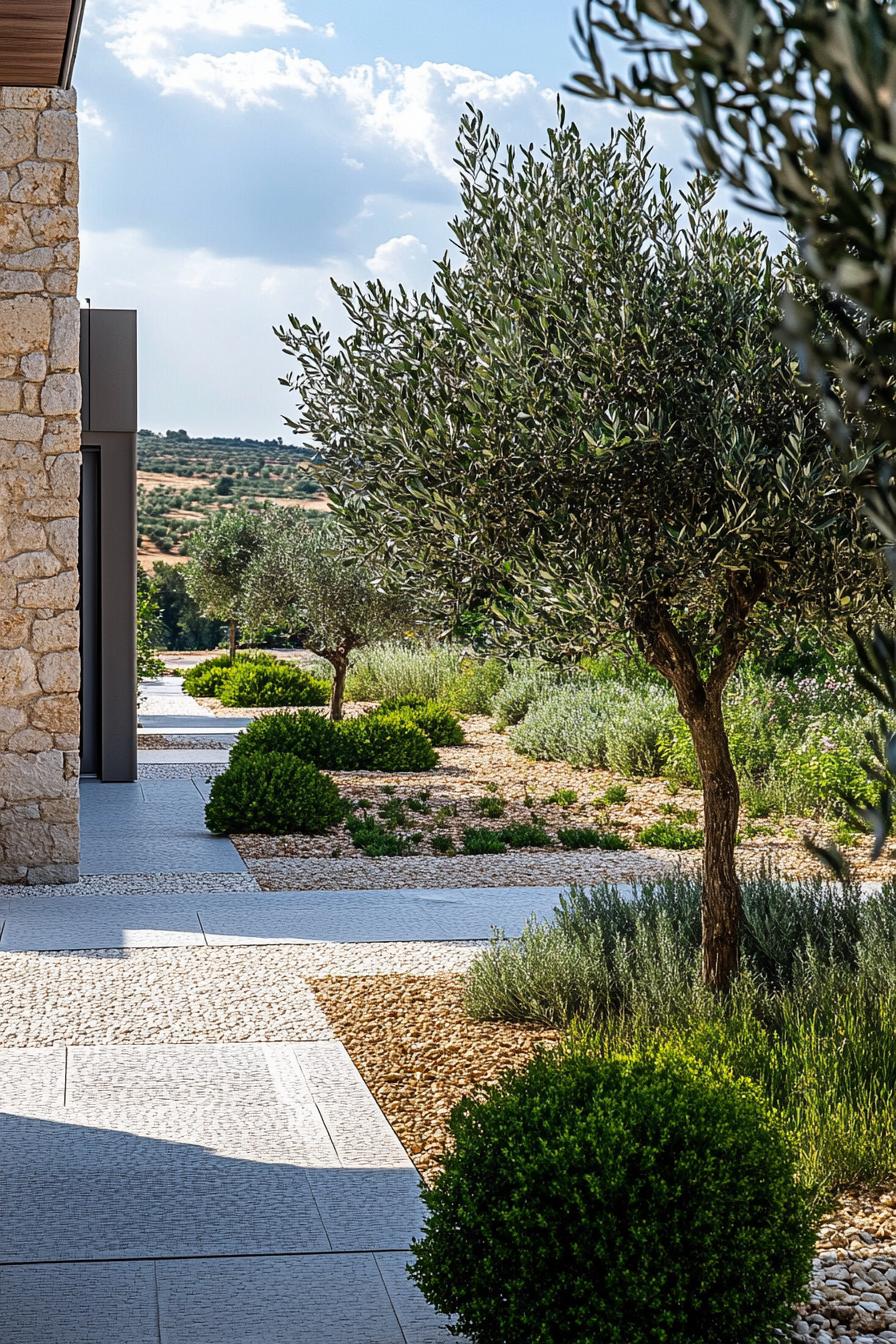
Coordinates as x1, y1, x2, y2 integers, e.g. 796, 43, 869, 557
336, 712, 438, 771
373, 697, 465, 747
229, 710, 339, 770
410, 1047, 814, 1344
218, 661, 330, 708
183, 651, 277, 699
205, 752, 345, 835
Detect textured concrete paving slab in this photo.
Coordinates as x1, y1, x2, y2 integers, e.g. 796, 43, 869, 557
137, 749, 231, 764
0, 894, 205, 950
80, 778, 246, 877
156, 1253, 415, 1344
0, 1261, 160, 1344
376, 1251, 456, 1344
199, 891, 454, 945
0, 1047, 65, 1107
0, 1041, 423, 1264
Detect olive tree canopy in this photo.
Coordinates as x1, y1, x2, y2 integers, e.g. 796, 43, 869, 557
278, 113, 884, 987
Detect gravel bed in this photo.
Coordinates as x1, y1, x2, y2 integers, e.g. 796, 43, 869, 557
139, 734, 236, 750
248, 850, 694, 891
0, 871, 260, 900
138, 762, 229, 780
802, 1192, 896, 1341
309, 972, 557, 1184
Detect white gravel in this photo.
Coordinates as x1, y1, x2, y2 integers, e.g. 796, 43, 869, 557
0, 941, 483, 1047
138, 762, 229, 780
247, 849, 693, 891
0, 872, 261, 901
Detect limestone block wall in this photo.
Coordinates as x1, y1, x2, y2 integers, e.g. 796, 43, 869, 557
0, 86, 80, 883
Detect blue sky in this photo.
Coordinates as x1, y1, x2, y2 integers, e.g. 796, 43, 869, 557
75, 1, 697, 437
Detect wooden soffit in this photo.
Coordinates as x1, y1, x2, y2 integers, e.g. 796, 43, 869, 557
0, 0, 86, 89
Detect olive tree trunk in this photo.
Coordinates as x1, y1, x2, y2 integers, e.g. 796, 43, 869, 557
330, 657, 348, 721
684, 691, 742, 992
228, 620, 237, 663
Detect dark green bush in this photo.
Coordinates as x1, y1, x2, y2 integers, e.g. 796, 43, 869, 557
499, 822, 551, 848
204, 753, 345, 835
638, 819, 704, 850
558, 826, 630, 851
336, 712, 438, 772
229, 711, 339, 770
218, 661, 330, 708
410, 1046, 814, 1344
182, 650, 276, 698
462, 827, 507, 855
373, 696, 465, 747
432, 833, 456, 855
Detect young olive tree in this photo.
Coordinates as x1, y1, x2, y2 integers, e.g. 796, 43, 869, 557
570, 0, 896, 858
186, 506, 267, 661
278, 114, 882, 990
241, 510, 416, 720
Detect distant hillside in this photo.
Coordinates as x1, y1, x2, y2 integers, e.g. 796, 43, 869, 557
137, 428, 328, 569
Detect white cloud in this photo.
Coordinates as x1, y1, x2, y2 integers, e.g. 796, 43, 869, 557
103, 0, 330, 80
150, 48, 333, 109
78, 99, 109, 132
364, 233, 431, 286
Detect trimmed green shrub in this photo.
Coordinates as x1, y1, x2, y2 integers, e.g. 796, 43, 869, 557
372, 697, 465, 747
558, 827, 630, 851
410, 1046, 814, 1344
229, 711, 339, 770
336, 712, 438, 772
218, 661, 330, 708
182, 650, 276, 698
462, 827, 507, 855
499, 821, 552, 848
205, 753, 345, 835
639, 819, 704, 850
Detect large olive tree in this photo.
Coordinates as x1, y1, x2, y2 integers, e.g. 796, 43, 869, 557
278, 114, 881, 989
570, 0, 896, 857
186, 506, 267, 661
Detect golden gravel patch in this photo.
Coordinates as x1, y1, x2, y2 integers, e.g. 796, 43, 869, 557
308, 973, 556, 1185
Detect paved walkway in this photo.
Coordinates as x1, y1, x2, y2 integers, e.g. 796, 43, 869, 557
1, 680, 502, 1340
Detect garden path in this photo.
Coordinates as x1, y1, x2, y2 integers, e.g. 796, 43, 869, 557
0, 679, 492, 1342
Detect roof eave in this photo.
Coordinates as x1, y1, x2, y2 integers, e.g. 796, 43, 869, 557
59, 0, 86, 89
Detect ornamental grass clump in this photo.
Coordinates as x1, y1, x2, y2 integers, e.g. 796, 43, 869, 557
410, 1045, 814, 1344
204, 753, 345, 835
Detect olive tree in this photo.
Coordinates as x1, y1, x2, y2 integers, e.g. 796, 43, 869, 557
241, 510, 415, 719
186, 506, 267, 661
278, 114, 881, 990
570, 0, 896, 857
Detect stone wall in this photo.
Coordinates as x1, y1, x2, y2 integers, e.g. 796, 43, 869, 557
0, 86, 80, 883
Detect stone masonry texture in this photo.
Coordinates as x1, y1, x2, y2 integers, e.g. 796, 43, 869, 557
0, 87, 80, 884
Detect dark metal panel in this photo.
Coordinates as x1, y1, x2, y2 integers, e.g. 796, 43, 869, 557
84, 310, 138, 434
79, 447, 100, 776
98, 431, 138, 782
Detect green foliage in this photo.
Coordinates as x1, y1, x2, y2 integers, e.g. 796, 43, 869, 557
545, 787, 578, 807
467, 874, 896, 1190
442, 656, 506, 715
491, 663, 571, 730
182, 651, 276, 699
336, 712, 438, 772
498, 821, 552, 848
345, 814, 415, 857
410, 1045, 813, 1344
217, 661, 330, 708
638, 819, 704, 850
229, 710, 338, 771
186, 505, 269, 627
204, 753, 345, 835
432, 833, 456, 855
150, 561, 224, 650
474, 795, 505, 819
372, 697, 465, 747
557, 827, 630, 851
345, 642, 467, 702
601, 784, 628, 805
136, 570, 165, 681
461, 827, 507, 855
510, 681, 672, 775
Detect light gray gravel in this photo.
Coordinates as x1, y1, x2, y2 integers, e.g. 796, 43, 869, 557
247, 850, 691, 891
0, 941, 483, 1047
138, 762, 229, 780
0, 872, 261, 901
